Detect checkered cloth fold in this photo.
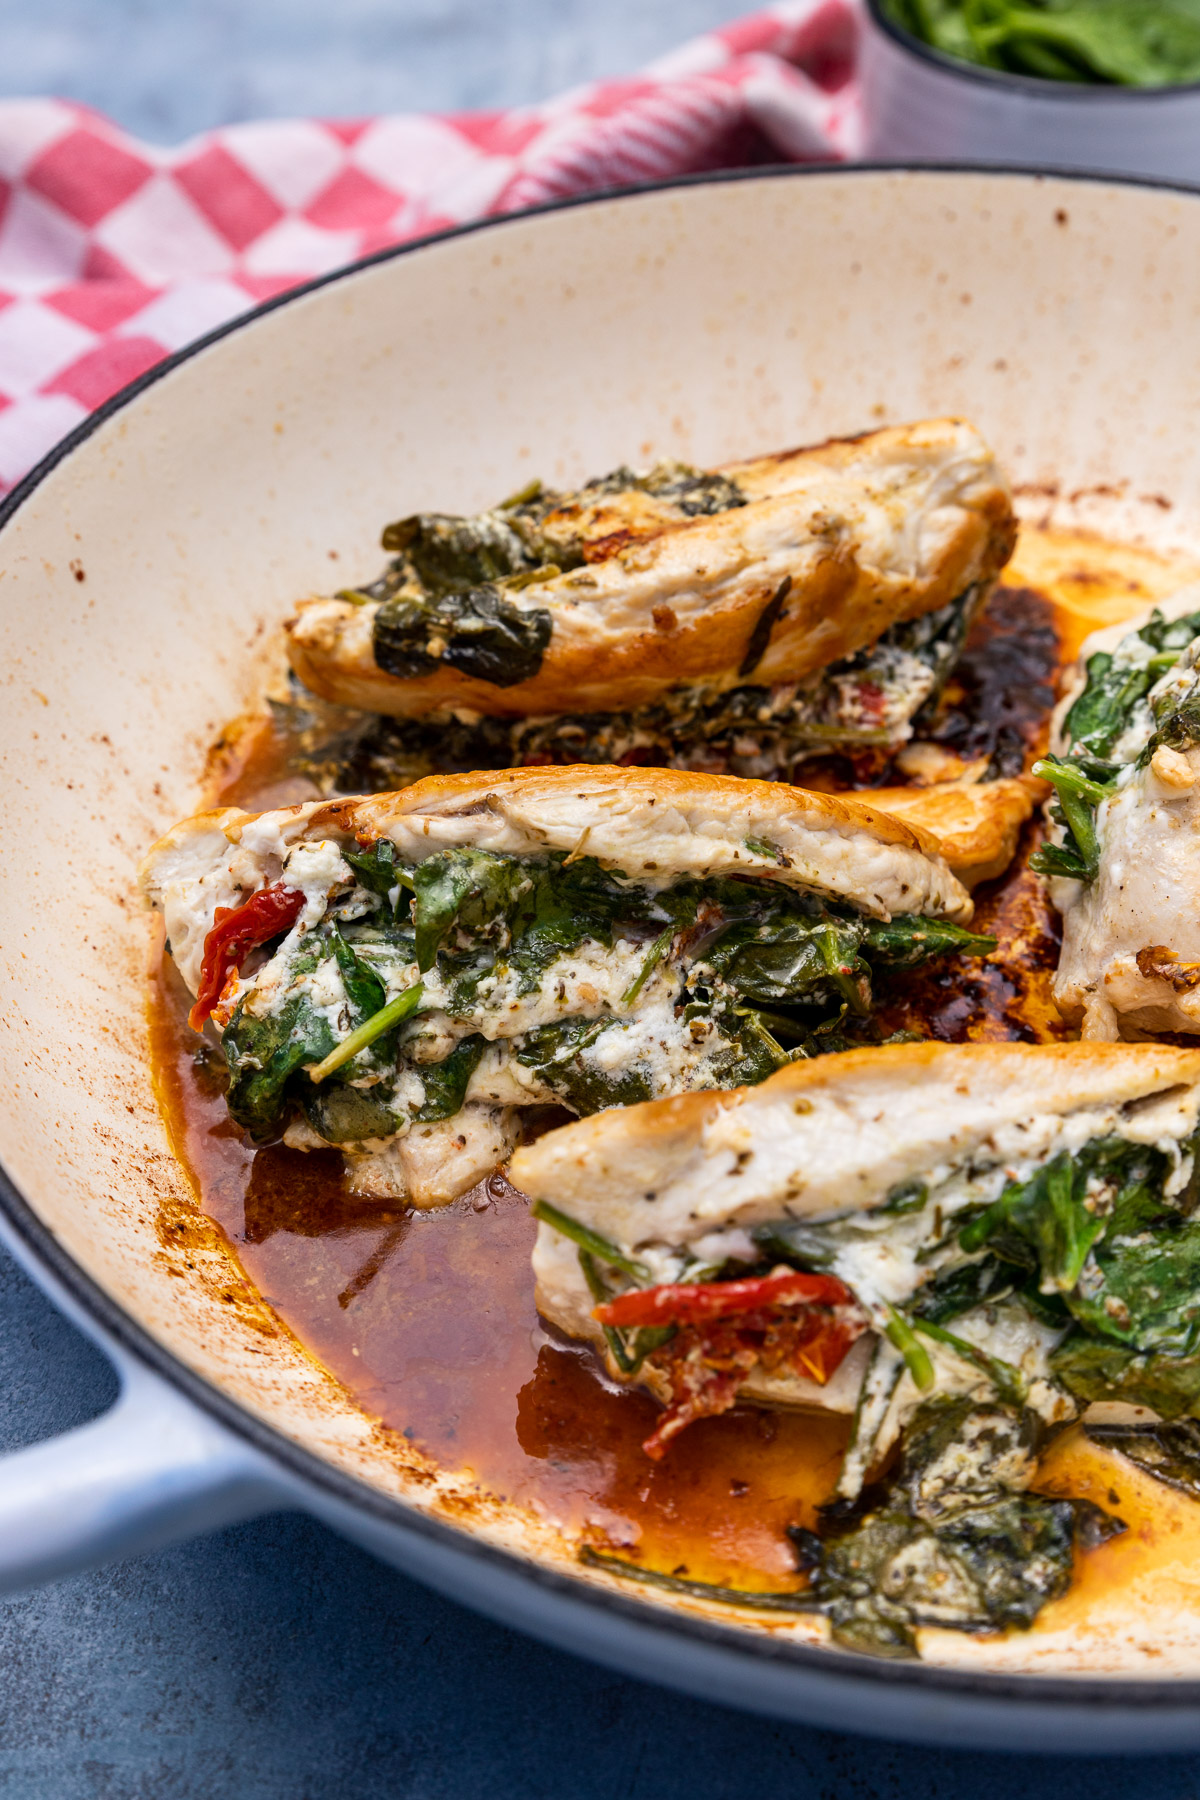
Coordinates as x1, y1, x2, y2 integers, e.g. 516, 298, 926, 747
0, 0, 860, 495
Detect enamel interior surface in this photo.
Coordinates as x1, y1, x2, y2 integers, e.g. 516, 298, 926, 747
4, 170, 1200, 1672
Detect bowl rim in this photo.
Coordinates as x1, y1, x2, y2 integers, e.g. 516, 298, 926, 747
864, 0, 1200, 102
7, 158, 1200, 1714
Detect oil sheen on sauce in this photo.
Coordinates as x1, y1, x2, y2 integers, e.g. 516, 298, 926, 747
149, 522, 1200, 1606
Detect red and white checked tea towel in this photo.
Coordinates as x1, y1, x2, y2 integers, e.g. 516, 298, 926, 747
0, 0, 860, 496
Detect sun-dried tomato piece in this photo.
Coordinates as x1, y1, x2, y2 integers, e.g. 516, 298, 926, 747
189, 883, 304, 1031
593, 1267, 853, 1330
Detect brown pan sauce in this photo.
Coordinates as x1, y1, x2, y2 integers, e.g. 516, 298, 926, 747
150, 522, 1200, 1611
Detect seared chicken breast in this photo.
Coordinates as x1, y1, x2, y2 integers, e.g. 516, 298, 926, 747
516, 1041, 1200, 1651
516, 1040, 1200, 1463
141, 766, 987, 1209
286, 421, 1016, 769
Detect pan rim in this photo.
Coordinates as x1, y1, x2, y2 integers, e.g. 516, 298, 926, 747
5, 159, 1200, 1714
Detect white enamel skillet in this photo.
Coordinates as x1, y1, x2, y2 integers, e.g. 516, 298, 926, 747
4, 166, 1200, 1750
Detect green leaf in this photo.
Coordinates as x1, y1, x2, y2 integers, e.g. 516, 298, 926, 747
963, 1133, 1200, 1360
343, 838, 412, 905
1064, 649, 1153, 756
1052, 1336, 1200, 1415
373, 586, 552, 687
577, 460, 746, 518
302, 1082, 399, 1144
224, 985, 335, 1144
413, 1034, 487, 1122
1071, 1212, 1200, 1355
1061, 606, 1200, 758
861, 914, 997, 972
807, 1399, 1088, 1656
515, 1016, 654, 1114
379, 510, 537, 592
411, 848, 530, 972
912, 1256, 1010, 1321
704, 912, 872, 1012
329, 923, 387, 1020
959, 1147, 1103, 1289
506, 857, 649, 995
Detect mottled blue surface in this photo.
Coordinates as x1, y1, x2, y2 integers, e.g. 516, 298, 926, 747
3, 3, 1200, 1794
0, 0, 738, 142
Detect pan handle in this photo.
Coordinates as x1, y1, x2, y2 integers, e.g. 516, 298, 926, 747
0, 1351, 285, 1593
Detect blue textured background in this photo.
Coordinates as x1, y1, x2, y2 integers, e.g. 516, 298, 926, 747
3, 2, 1200, 1793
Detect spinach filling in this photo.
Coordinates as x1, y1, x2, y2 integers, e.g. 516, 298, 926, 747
294, 587, 982, 794
501, 586, 981, 770
1032, 604, 1200, 883
220, 846, 993, 1145
558, 1119, 1200, 1655
355, 461, 747, 690
760, 1127, 1200, 1415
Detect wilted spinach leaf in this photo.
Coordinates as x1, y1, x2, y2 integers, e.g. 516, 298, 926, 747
224, 982, 335, 1143
803, 1398, 1106, 1658
374, 586, 553, 687
580, 460, 746, 517
912, 1257, 1011, 1324
963, 1133, 1200, 1362
414, 1034, 487, 1122
411, 848, 531, 971
302, 1082, 399, 1144
380, 511, 536, 592
330, 923, 386, 1019
959, 1145, 1108, 1292
1051, 1337, 1200, 1416
1062, 603, 1200, 756
861, 915, 997, 971
705, 915, 871, 1012
515, 1016, 654, 1113
343, 838, 409, 906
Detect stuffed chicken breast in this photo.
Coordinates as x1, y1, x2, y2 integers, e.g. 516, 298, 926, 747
285, 420, 1016, 771
515, 1041, 1200, 1653
140, 766, 987, 1209
1035, 585, 1200, 1038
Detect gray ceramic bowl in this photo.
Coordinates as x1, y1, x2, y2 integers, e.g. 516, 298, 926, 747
862, 0, 1200, 181
5, 165, 1200, 1750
